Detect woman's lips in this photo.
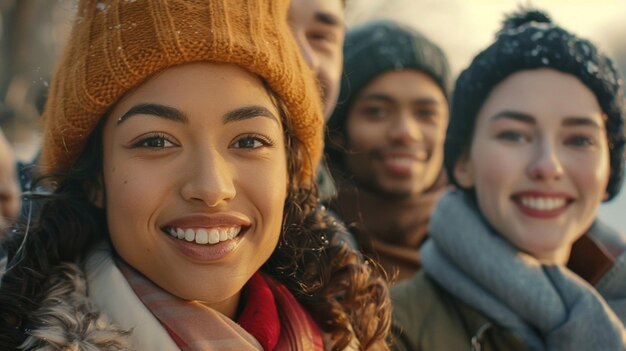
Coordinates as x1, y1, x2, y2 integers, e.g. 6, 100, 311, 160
164, 213, 250, 229
160, 213, 251, 261
162, 226, 248, 262
511, 191, 574, 219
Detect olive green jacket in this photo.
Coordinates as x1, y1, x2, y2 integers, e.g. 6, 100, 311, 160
391, 271, 529, 351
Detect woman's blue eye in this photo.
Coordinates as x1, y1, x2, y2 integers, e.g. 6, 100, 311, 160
567, 135, 594, 147
497, 130, 527, 143
133, 135, 175, 148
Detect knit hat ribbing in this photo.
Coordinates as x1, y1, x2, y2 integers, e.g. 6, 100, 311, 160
40, 0, 323, 185
444, 9, 626, 200
327, 20, 451, 137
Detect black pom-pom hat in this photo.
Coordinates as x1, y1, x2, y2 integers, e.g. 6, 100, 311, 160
444, 8, 626, 200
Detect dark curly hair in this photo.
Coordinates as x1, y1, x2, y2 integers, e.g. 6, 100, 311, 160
265, 93, 391, 350
0, 86, 391, 350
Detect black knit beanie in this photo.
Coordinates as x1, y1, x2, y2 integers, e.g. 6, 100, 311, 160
444, 9, 626, 201
326, 20, 451, 146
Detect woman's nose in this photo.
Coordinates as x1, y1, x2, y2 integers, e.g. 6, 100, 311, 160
180, 149, 236, 207
527, 143, 564, 181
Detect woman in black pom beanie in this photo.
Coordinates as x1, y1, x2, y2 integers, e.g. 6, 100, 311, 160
391, 9, 626, 351
445, 10, 625, 199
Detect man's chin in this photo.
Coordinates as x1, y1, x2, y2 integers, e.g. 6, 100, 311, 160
379, 187, 416, 200
361, 181, 417, 200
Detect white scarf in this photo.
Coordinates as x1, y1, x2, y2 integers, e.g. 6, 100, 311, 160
85, 244, 263, 350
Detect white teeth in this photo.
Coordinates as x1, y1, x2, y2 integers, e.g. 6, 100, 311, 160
195, 229, 208, 244
219, 229, 228, 242
386, 157, 413, 167
519, 197, 567, 211
227, 227, 241, 239
185, 229, 195, 242
208, 229, 220, 244
166, 226, 242, 245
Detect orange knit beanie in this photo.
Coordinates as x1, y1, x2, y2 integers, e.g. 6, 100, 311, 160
40, 0, 323, 185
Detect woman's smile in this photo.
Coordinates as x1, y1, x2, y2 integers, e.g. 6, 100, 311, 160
160, 212, 251, 261
511, 190, 574, 219
163, 227, 247, 262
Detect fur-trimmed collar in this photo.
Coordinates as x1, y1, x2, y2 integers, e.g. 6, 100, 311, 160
18, 262, 134, 350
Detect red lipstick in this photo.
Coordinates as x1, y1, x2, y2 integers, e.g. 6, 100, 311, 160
511, 191, 573, 219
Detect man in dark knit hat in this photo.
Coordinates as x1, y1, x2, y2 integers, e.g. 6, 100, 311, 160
326, 20, 451, 281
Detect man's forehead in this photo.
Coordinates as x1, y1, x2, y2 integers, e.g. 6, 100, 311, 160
290, 0, 344, 21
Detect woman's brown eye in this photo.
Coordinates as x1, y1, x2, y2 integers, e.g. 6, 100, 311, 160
237, 138, 259, 149
134, 135, 174, 148
232, 135, 272, 149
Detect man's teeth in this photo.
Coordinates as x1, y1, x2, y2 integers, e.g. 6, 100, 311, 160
386, 157, 414, 167
519, 197, 567, 211
167, 227, 242, 244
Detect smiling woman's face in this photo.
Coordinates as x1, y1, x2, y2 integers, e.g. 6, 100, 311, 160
454, 68, 610, 264
101, 63, 288, 317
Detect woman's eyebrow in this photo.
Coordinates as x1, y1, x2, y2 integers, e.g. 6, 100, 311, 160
490, 110, 536, 124
223, 105, 280, 125
117, 103, 188, 124
489, 111, 603, 129
562, 116, 602, 129
117, 104, 278, 125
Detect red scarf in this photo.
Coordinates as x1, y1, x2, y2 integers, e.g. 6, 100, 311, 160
238, 273, 324, 351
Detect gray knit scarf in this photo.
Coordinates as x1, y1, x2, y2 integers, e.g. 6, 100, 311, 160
421, 190, 626, 351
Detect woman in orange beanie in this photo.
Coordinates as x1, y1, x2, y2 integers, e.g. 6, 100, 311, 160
0, 1, 390, 350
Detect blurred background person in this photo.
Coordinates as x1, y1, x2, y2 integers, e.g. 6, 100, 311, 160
289, 0, 345, 200
326, 20, 451, 281
0, 127, 19, 238
289, 0, 344, 121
